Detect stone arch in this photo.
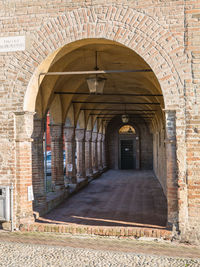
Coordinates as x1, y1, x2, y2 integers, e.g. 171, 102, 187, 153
86, 116, 93, 131
14, 4, 189, 114
65, 105, 75, 127
12, 4, 187, 230
93, 120, 98, 132
76, 110, 85, 129
49, 95, 62, 124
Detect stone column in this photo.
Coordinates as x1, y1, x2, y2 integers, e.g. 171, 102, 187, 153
50, 123, 64, 191
135, 135, 140, 170
32, 115, 46, 209
97, 133, 103, 170
15, 112, 35, 225
76, 129, 86, 180
102, 134, 107, 169
92, 132, 98, 173
165, 110, 178, 229
64, 127, 76, 184
85, 130, 93, 177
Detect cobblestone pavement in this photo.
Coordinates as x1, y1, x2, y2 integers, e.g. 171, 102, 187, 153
0, 240, 200, 267
0, 232, 200, 267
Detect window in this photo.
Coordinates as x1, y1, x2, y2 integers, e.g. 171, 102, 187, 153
119, 125, 136, 135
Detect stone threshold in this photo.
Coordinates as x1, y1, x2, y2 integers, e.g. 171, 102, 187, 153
19, 222, 172, 240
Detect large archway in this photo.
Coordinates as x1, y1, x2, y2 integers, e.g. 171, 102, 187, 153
12, 5, 188, 233
23, 38, 170, 231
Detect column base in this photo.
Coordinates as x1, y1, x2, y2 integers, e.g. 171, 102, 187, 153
166, 221, 179, 232
52, 185, 65, 192
3, 211, 35, 231
33, 194, 46, 210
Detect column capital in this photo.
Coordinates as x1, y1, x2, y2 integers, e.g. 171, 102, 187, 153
32, 116, 44, 140
14, 111, 35, 141
92, 132, 98, 142
75, 128, 85, 141
50, 123, 63, 140
85, 130, 92, 142
97, 132, 103, 142
163, 109, 176, 114
165, 110, 176, 140
64, 126, 75, 141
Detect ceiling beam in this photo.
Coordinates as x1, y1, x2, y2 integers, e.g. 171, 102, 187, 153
40, 69, 153, 77
81, 108, 157, 111
91, 113, 155, 116
72, 101, 160, 105
102, 118, 152, 122
97, 116, 153, 118
54, 91, 162, 97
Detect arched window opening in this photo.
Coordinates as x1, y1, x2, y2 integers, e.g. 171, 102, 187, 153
119, 125, 136, 135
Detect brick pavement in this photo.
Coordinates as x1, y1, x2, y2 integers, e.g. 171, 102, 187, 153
40, 170, 167, 228
19, 170, 171, 239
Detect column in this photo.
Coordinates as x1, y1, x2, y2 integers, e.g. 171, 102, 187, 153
76, 129, 86, 180
64, 127, 76, 184
85, 130, 93, 177
135, 135, 140, 170
102, 134, 107, 169
165, 110, 178, 229
50, 123, 64, 191
32, 115, 46, 209
97, 133, 103, 170
15, 111, 35, 225
92, 132, 98, 173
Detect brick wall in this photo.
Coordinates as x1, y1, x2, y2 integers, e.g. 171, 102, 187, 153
0, 1, 199, 242
106, 117, 153, 170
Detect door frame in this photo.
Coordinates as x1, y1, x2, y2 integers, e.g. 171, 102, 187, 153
118, 126, 140, 170
120, 139, 135, 169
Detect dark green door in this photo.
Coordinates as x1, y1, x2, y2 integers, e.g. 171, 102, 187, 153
121, 140, 134, 169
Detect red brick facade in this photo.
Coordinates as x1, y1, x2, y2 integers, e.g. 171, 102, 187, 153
0, 1, 200, 243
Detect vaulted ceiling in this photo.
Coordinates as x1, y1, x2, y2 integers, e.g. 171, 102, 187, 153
36, 39, 164, 130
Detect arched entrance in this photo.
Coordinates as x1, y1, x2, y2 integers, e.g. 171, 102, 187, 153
118, 125, 138, 170
24, 38, 169, 230
12, 6, 187, 233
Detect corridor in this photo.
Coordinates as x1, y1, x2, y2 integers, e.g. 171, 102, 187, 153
39, 170, 167, 228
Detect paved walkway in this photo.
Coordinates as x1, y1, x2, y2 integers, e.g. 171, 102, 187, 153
39, 170, 167, 228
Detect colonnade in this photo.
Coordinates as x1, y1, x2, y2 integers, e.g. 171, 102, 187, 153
32, 121, 107, 210
15, 111, 178, 229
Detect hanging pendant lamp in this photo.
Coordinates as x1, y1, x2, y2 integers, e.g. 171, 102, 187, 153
86, 51, 106, 94
121, 104, 129, 123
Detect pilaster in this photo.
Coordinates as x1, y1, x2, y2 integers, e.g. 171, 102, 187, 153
92, 132, 98, 173
97, 133, 103, 170
102, 134, 107, 169
165, 110, 178, 229
85, 130, 93, 177
15, 111, 35, 225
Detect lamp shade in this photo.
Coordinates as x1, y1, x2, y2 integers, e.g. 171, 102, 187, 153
121, 114, 129, 123
86, 76, 106, 94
